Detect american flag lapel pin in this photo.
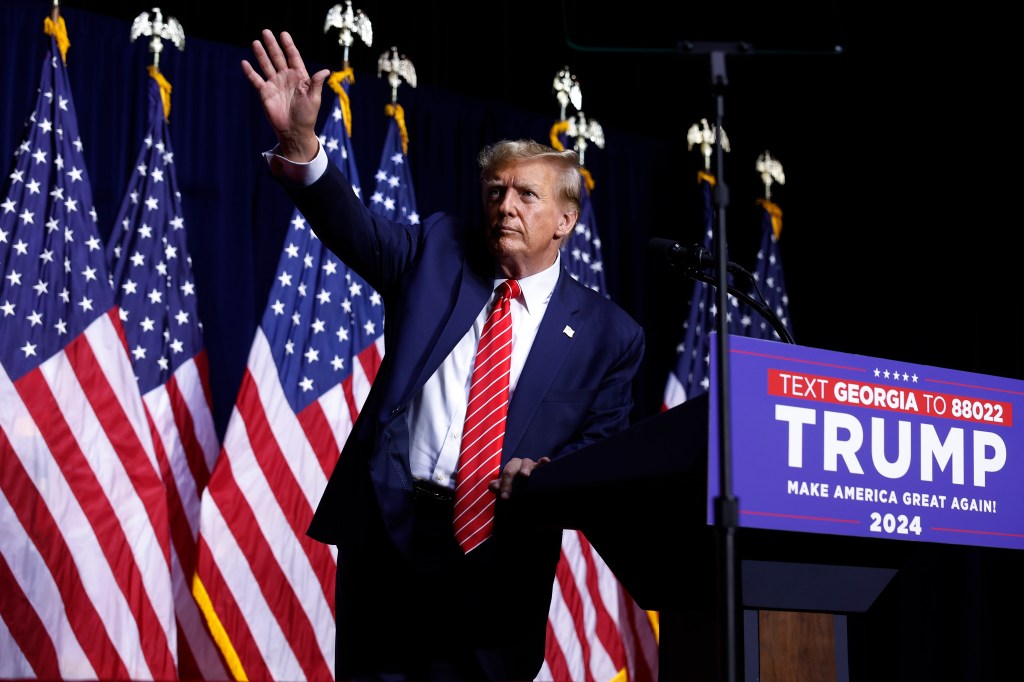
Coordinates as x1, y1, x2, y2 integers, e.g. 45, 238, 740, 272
563, 325, 574, 338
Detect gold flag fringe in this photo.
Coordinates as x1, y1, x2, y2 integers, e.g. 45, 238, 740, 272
327, 68, 355, 138
549, 121, 595, 191
756, 197, 783, 238
549, 121, 569, 150
385, 103, 408, 155
148, 65, 173, 121
43, 14, 70, 64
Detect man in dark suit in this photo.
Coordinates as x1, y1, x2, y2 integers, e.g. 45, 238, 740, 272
243, 29, 645, 681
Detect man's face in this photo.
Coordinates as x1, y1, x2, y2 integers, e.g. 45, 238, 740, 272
482, 159, 576, 279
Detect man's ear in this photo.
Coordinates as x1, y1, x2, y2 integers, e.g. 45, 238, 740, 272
555, 209, 578, 238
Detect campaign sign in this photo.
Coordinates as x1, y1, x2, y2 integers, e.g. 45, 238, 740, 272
707, 333, 1024, 550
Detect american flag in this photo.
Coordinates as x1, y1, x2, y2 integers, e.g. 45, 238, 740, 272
105, 67, 226, 679
662, 172, 744, 410
368, 103, 418, 226
563, 169, 606, 295
193, 67, 384, 681
539, 126, 660, 682
746, 198, 792, 341
0, 18, 177, 679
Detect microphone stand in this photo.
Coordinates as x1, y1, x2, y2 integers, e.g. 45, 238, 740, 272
688, 42, 748, 682
688, 269, 794, 345
712, 49, 741, 682
675, 39, 833, 679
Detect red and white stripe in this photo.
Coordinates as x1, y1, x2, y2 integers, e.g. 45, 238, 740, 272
540, 530, 660, 682
194, 327, 383, 680
0, 311, 177, 679
141, 349, 230, 679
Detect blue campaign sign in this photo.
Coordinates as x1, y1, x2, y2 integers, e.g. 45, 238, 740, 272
708, 334, 1024, 551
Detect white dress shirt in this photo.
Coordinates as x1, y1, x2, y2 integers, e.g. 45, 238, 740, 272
408, 259, 560, 489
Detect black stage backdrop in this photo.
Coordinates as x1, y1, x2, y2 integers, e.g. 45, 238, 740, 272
3, 0, 1023, 678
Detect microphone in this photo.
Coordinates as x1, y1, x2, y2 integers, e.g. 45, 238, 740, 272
647, 237, 795, 343
647, 238, 715, 270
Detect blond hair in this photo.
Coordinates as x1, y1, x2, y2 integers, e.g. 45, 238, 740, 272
478, 139, 581, 211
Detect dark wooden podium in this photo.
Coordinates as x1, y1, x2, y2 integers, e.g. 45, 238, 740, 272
513, 393, 899, 681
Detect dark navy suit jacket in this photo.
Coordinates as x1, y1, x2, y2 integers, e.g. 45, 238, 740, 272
283, 159, 644, 679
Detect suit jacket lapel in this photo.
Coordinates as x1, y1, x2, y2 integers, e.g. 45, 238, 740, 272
401, 259, 491, 406
503, 269, 581, 458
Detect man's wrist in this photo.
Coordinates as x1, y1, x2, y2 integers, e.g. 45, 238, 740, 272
263, 140, 328, 186
277, 133, 321, 163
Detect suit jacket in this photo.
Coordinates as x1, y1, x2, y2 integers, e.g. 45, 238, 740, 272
282, 159, 645, 678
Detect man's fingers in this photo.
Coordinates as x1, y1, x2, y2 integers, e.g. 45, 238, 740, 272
240, 58, 265, 89
489, 457, 551, 501
250, 30, 278, 77
279, 31, 310, 79
246, 29, 322, 98
518, 457, 549, 477
310, 68, 331, 92
262, 29, 290, 74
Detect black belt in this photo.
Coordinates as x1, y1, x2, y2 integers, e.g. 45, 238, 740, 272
413, 478, 455, 504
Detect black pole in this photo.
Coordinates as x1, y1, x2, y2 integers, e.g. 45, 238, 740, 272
708, 46, 742, 682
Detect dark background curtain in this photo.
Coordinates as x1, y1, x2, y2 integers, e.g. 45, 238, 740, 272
6, 1, 1023, 433
3, 0, 695, 433
3, 0, 1023, 678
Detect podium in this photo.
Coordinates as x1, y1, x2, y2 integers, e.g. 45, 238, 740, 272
514, 335, 1024, 679
514, 393, 896, 680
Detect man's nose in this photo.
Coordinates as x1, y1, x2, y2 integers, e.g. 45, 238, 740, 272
498, 191, 517, 214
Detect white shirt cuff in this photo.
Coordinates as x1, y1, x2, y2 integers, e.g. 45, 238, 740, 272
262, 142, 328, 186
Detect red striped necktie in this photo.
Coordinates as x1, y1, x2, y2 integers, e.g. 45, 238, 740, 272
453, 278, 521, 553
